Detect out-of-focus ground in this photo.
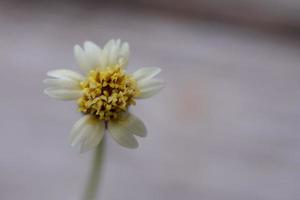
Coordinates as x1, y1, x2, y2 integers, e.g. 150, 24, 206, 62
134, 0, 300, 32
0, 1, 300, 200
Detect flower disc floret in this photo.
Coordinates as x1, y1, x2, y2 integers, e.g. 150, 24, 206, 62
78, 66, 139, 121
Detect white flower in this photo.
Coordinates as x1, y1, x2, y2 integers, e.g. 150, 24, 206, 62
44, 39, 164, 152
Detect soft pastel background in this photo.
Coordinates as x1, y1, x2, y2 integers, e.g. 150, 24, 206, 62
1, 0, 300, 200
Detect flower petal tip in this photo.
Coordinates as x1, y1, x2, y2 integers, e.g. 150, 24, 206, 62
43, 88, 50, 96
122, 142, 139, 149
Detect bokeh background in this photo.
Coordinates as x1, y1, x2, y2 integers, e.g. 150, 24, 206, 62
1, 0, 300, 199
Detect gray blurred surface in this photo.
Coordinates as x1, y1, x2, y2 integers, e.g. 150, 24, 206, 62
136, 0, 300, 28
0, 2, 300, 200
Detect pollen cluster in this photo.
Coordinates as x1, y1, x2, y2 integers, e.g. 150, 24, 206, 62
77, 67, 139, 121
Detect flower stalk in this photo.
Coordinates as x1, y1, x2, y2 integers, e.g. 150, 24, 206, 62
82, 137, 105, 200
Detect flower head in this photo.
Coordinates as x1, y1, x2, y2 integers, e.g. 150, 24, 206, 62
44, 39, 164, 152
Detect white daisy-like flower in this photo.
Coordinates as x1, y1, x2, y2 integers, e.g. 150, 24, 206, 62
44, 39, 164, 152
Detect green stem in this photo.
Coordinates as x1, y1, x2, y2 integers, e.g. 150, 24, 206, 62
82, 137, 105, 200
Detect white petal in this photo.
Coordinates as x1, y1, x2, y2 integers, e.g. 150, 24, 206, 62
99, 40, 115, 69
107, 39, 121, 67
44, 88, 83, 100
115, 39, 121, 47
99, 49, 108, 69
107, 41, 118, 66
47, 69, 84, 81
120, 42, 129, 57
70, 115, 93, 146
74, 45, 87, 70
80, 122, 105, 153
74, 45, 95, 73
118, 42, 130, 67
122, 113, 147, 137
132, 67, 161, 82
108, 125, 138, 149
103, 39, 115, 51
43, 78, 80, 89
137, 79, 164, 99
137, 78, 164, 89
69, 115, 105, 153
101, 39, 130, 69
108, 112, 147, 148
84, 41, 101, 56
84, 41, 102, 69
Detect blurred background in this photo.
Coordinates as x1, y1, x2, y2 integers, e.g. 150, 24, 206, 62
1, 0, 300, 199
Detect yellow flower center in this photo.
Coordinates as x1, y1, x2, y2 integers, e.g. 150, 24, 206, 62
77, 66, 139, 121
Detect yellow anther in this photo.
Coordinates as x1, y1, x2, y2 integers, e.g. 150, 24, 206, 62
78, 67, 139, 121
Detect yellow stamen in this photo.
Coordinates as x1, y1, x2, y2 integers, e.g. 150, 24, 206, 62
77, 66, 139, 121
